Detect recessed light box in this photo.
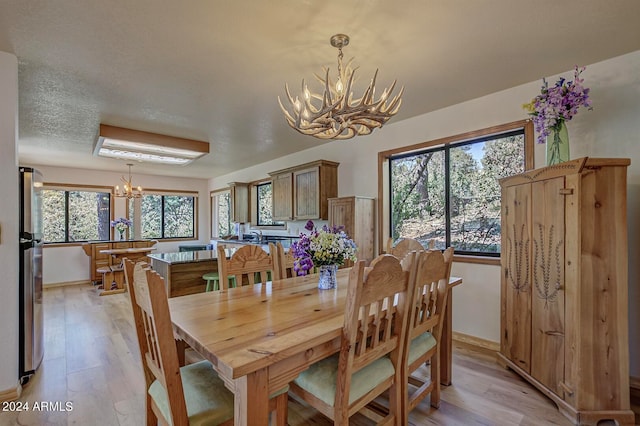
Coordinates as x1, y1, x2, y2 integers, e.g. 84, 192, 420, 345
94, 124, 209, 165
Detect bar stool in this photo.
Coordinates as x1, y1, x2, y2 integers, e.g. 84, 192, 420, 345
202, 272, 237, 291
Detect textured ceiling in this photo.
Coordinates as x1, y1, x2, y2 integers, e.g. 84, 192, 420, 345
1, 0, 640, 179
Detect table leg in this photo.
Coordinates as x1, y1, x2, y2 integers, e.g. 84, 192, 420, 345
440, 289, 453, 386
234, 368, 269, 426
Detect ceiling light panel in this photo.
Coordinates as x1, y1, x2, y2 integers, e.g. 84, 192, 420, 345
94, 124, 209, 165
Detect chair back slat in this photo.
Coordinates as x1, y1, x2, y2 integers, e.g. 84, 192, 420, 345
217, 244, 273, 288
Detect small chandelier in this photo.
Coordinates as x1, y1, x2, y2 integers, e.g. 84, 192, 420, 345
278, 34, 403, 140
114, 163, 143, 199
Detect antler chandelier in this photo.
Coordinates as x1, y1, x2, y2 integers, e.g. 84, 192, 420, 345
114, 163, 143, 199
278, 34, 403, 140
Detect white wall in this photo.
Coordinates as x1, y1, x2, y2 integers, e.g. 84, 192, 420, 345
0, 52, 20, 393
31, 165, 210, 285
211, 50, 640, 377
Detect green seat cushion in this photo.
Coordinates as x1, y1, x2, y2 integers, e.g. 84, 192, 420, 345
293, 353, 394, 406
148, 360, 289, 425
148, 360, 234, 425
408, 331, 437, 366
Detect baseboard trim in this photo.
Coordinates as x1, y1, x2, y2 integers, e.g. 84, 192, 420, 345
44, 279, 91, 289
0, 382, 22, 402
452, 331, 500, 352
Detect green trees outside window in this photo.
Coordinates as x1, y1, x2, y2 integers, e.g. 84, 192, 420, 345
130, 194, 195, 239
390, 130, 525, 255
42, 189, 111, 243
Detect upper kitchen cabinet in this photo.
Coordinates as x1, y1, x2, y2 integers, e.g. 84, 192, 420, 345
229, 182, 249, 223
269, 160, 339, 221
271, 172, 293, 221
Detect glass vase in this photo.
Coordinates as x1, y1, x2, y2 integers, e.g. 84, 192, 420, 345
118, 231, 125, 240
546, 121, 570, 166
318, 264, 338, 290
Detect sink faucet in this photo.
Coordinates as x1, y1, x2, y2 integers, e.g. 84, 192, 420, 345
251, 230, 263, 242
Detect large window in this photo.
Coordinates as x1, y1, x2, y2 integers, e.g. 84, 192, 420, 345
211, 190, 232, 238
129, 192, 196, 239
256, 182, 284, 226
388, 122, 532, 256
42, 186, 111, 243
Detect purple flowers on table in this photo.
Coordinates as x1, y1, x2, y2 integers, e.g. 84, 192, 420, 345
523, 66, 592, 144
290, 221, 357, 276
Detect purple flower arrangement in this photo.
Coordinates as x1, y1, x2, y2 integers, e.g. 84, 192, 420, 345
110, 217, 132, 233
523, 66, 592, 144
290, 220, 357, 276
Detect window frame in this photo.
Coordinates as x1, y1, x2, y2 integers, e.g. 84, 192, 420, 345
210, 188, 232, 238
255, 180, 285, 227
378, 119, 534, 264
41, 183, 113, 246
128, 188, 198, 241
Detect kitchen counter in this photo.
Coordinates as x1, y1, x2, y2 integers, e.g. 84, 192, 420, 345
150, 244, 291, 297
211, 235, 299, 249
150, 249, 237, 297
148, 249, 234, 265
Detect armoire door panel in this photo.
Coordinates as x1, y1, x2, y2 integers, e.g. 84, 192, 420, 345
530, 177, 566, 396
501, 183, 532, 373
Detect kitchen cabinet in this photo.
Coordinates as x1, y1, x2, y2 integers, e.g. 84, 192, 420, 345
498, 158, 633, 425
82, 239, 157, 284
328, 196, 375, 264
269, 160, 338, 221
229, 182, 249, 223
271, 172, 293, 220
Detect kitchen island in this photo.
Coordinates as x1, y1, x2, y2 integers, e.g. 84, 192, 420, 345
149, 249, 235, 297
151, 240, 292, 297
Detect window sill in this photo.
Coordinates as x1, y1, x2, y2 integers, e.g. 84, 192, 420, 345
452, 254, 500, 266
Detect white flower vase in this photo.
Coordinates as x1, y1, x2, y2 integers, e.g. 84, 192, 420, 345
318, 264, 338, 290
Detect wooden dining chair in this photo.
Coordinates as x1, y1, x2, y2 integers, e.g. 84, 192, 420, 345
403, 247, 454, 415
126, 260, 288, 426
386, 237, 424, 261
217, 244, 274, 288
288, 254, 414, 425
270, 242, 295, 280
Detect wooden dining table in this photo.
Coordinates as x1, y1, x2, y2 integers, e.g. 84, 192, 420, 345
168, 268, 462, 425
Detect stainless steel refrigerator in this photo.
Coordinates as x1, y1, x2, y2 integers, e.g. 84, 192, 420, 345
18, 167, 44, 384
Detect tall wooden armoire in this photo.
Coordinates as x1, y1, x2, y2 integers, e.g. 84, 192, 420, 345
498, 158, 634, 425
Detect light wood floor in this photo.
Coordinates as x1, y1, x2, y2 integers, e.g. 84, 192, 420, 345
1, 283, 637, 425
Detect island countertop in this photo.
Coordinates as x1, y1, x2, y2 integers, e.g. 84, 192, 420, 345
148, 249, 229, 265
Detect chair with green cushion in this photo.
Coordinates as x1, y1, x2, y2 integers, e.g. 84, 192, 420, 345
202, 271, 237, 292
402, 247, 453, 416
128, 262, 289, 425
288, 254, 413, 425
